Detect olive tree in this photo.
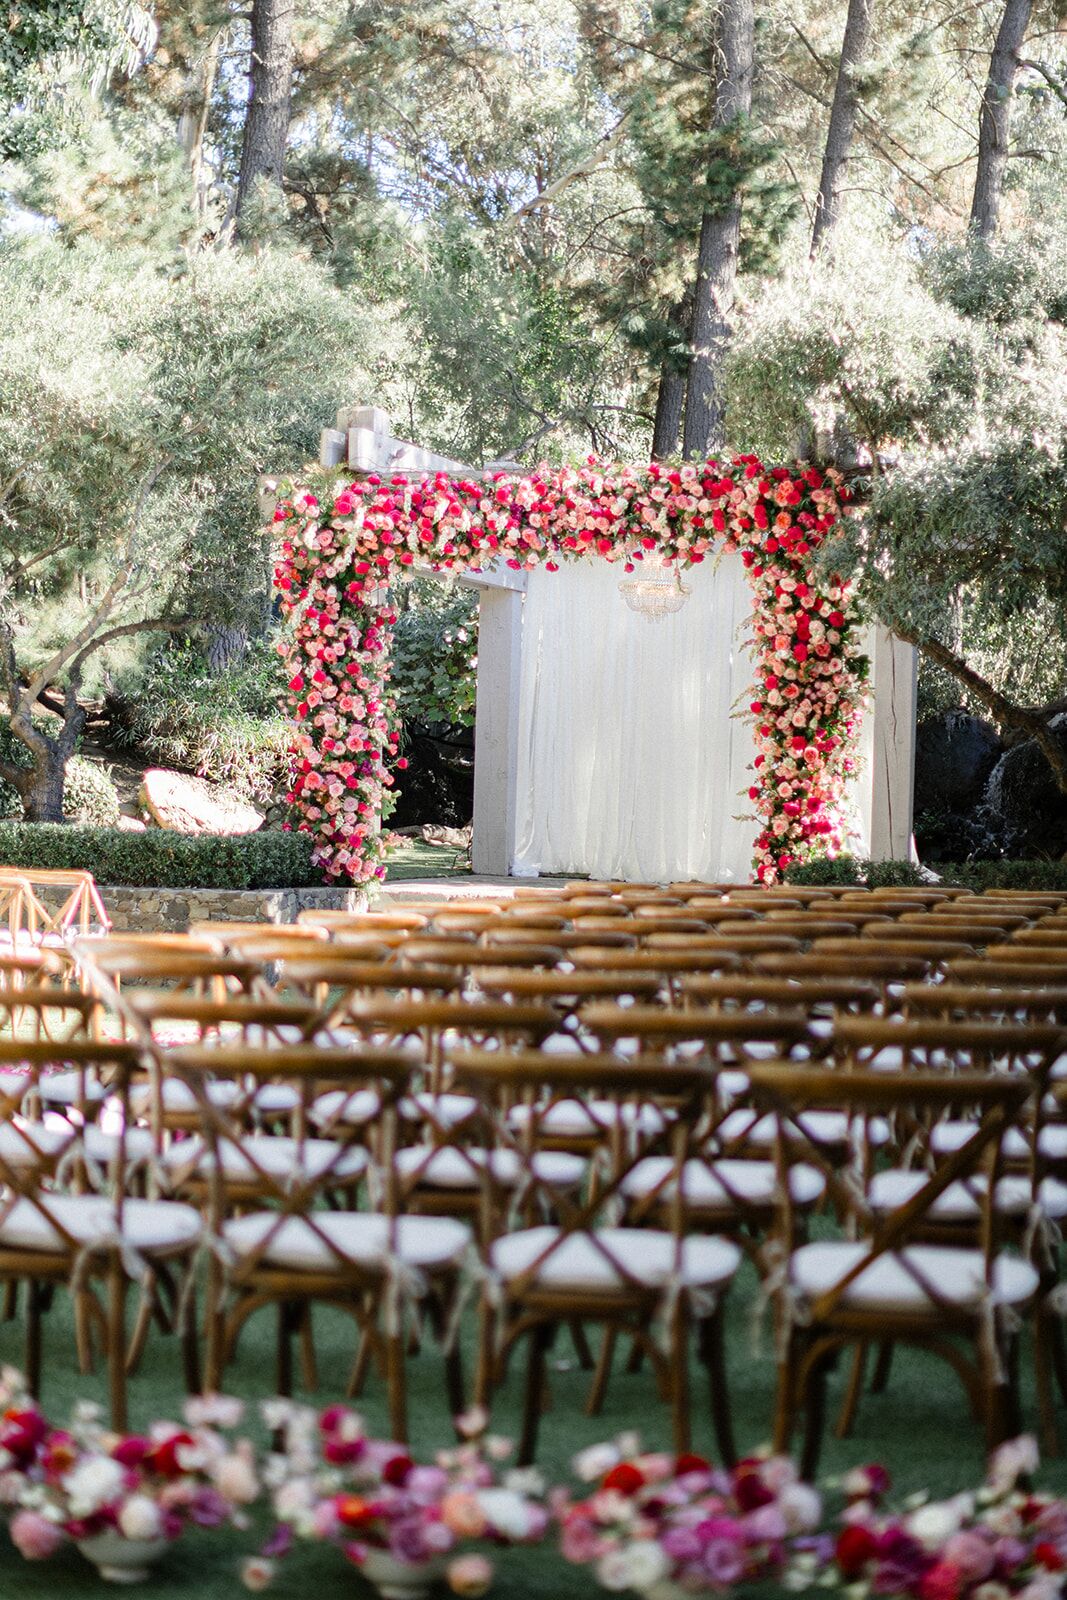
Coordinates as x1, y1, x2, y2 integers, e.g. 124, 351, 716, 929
0, 236, 386, 819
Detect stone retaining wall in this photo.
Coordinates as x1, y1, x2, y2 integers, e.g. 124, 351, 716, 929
78, 885, 366, 932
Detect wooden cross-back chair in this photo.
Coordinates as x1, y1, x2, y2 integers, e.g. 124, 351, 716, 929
746, 1063, 1035, 1476
277, 955, 464, 1011
170, 1039, 464, 1440
448, 1050, 738, 1465
0, 1037, 200, 1427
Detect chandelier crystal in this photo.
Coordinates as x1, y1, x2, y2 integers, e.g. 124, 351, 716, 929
617, 551, 691, 622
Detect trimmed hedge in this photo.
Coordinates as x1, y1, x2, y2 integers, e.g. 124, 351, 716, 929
786, 854, 1067, 892
0, 824, 323, 890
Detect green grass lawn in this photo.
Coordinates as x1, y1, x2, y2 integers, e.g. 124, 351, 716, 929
0, 1255, 1065, 1598
383, 841, 470, 881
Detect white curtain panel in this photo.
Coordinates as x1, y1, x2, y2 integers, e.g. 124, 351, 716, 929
511, 551, 758, 883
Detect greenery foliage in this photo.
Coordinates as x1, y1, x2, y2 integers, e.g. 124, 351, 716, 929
389, 581, 479, 732
114, 641, 291, 803
0, 823, 322, 888
786, 856, 1067, 891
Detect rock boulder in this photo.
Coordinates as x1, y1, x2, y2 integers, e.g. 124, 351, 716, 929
914, 711, 1002, 816
983, 718, 1067, 858
139, 769, 264, 836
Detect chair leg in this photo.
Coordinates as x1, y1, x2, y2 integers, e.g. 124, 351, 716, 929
517, 1323, 552, 1467
585, 1326, 616, 1417
835, 1341, 868, 1439
2, 1281, 17, 1321
569, 1319, 595, 1371
276, 1302, 295, 1397
702, 1306, 736, 1468
74, 1290, 95, 1375
347, 1324, 374, 1400
107, 1263, 128, 1433
299, 1306, 318, 1392
670, 1304, 691, 1455
870, 1340, 894, 1393
181, 1280, 201, 1397
799, 1347, 830, 1483
385, 1325, 409, 1444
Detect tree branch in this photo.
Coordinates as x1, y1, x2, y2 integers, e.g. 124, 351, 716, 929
66, 615, 191, 684
503, 111, 633, 226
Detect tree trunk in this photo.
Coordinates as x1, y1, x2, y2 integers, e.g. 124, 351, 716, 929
652, 364, 686, 460
682, 0, 754, 461
970, 0, 1033, 241
234, 0, 294, 236
177, 29, 222, 223
207, 624, 249, 675
810, 0, 875, 254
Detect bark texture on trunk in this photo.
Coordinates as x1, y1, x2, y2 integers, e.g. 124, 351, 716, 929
682, 0, 754, 461
234, 0, 294, 235
810, 0, 875, 254
970, 0, 1033, 241
652, 364, 686, 459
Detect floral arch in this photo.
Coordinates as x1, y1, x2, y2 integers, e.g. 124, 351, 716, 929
270, 456, 869, 886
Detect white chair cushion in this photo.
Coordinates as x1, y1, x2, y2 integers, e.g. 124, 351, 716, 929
399, 1092, 480, 1129
869, 1168, 1067, 1221
790, 1240, 1038, 1312
507, 1100, 668, 1138
490, 1225, 740, 1292
311, 1089, 383, 1128
0, 1123, 68, 1166
716, 1070, 750, 1105
224, 1211, 471, 1273
35, 1072, 107, 1107
162, 1135, 367, 1184
717, 1109, 890, 1147
0, 1195, 200, 1255
394, 1145, 584, 1190
81, 1126, 158, 1165
620, 1157, 824, 1212
130, 1079, 242, 1117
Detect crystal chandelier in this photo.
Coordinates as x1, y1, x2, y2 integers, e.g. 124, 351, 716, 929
617, 551, 691, 622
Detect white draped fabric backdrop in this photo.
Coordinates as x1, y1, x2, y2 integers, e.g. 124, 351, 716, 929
512, 552, 756, 882
510, 553, 873, 883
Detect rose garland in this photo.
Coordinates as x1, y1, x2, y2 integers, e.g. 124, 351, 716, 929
271, 457, 869, 885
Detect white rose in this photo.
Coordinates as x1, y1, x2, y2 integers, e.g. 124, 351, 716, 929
274, 1478, 315, 1520
63, 1457, 126, 1516
213, 1453, 258, 1507
117, 1495, 163, 1542
622, 1540, 671, 1591
574, 1443, 620, 1483
475, 1489, 532, 1541
597, 1548, 639, 1593
908, 1500, 964, 1549
778, 1483, 822, 1533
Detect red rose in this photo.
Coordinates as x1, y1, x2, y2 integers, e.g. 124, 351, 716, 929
146, 1430, 195, 1478
382, 1453, 414, 1487
918, 1560, 963, 1600
1035, 1542, 1066, 1571
675, 1453, 710, 1475
836, 1525, 878, 1578
602, 1463, 644, 1495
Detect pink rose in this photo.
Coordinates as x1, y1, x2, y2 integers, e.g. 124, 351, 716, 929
10, 1510, 64, 1561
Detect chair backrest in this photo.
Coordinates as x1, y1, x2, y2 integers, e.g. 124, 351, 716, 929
449, 1050, 715, 1283
577, 1001, 813, 1057
745, 1063, 1030, 1309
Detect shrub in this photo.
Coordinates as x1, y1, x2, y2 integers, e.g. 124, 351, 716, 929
786, 856, 1067, 891
0, 824, 322, 888
62, 757, 121, 826
113, 640, 291, 804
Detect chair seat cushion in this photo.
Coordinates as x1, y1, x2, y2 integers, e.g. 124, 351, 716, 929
790, 1240, 1038, 1313
620, 1157, 825, 1212
490, 1225, 740, 1292
931, 1122, 1067, 1162
35, 1072, 107, 1107
394, 1145, 585, 1191
399, 1093, 480, 1129
311, 1089, 383, 1128
717, 1109, 889, 1148
0, 1195, 200, 1256
868, 1168, 1067, 1221
163, 1135, 367, 1185
224, 1211, 471, 1274
507, 1100, 668, 1138
131, 1079, 242, 1117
